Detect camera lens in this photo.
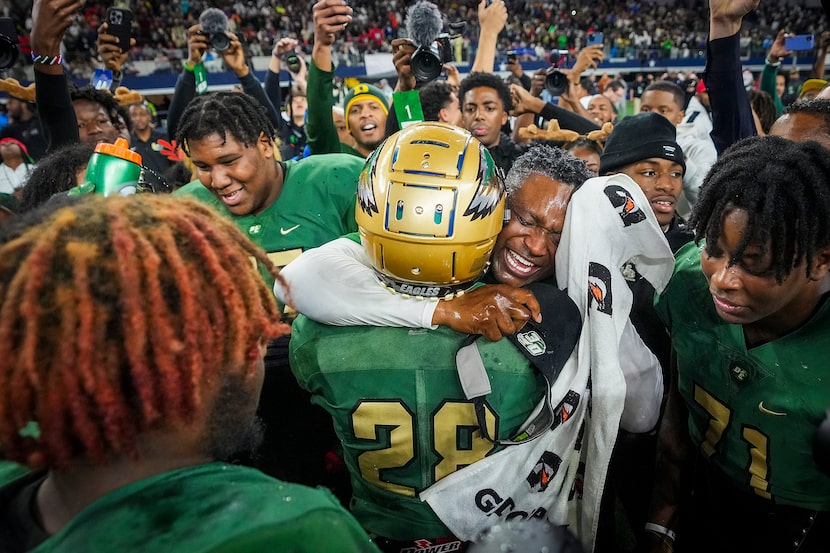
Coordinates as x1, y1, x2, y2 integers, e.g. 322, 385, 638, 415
544, 69, 568, 97
211, 32, 231, 52
0, 40, 17, 70
411, 43, 443, 82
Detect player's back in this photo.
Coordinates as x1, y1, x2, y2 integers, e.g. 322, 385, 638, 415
290, 317, 546, 541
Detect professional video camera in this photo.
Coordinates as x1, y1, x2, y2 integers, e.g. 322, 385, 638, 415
0, 18, 20, 71
199, 8, 231, 52
406, 1, 464, 83
544, 50, 571, 97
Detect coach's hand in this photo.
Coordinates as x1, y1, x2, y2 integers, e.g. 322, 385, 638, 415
432, 284, 541, 341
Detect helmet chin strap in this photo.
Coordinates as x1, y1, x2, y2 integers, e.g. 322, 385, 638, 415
374, 264, 490, 301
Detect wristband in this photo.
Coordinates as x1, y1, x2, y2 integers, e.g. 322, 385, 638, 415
766, 56, 782, 67
183, 61, 196, 72
31, 52, 63, 66
644, 522, 677, 542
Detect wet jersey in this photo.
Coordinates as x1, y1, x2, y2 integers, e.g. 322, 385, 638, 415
290, 318, 546, 540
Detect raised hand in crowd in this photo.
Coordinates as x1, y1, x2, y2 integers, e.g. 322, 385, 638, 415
568, 44, 604, 85
510, 83, 545, 117
97, 22, 135, 80
269, 37, 299, 76
470, 0, 507, 72
185, 24, 210, 67
530, 68, 547, 97
708, 0, 760, 39
390, 37, 417, 92
766, 29, 790, 63
31, 0, 83, 76
219, 32, 251, 78
312, 0, 353, 72
443, 64, 461, 92
811, 31, 830, 79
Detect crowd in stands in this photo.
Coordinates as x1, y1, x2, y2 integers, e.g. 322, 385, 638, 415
3, 0, 829, 81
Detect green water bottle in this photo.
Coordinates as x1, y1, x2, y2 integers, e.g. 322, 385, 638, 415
69, 138, 143, 196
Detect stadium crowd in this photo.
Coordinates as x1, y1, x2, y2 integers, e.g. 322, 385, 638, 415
2, 0, 828, 80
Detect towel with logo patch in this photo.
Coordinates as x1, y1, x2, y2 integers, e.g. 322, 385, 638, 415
419, 174, 674, 551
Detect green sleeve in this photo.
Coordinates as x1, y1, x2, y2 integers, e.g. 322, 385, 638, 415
306, 61, 344, 155
204, 508, 381, 553
0, 461, 29, 487
760, 63, 785, 117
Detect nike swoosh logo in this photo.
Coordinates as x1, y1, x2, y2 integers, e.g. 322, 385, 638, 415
758, 401, 787, 416
280, 224, 300, 236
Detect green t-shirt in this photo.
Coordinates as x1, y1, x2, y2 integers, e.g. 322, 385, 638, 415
290, 317, 546, 540
655, 242, 830, 510
0, 462, 380, 552
173, 154, 364, 289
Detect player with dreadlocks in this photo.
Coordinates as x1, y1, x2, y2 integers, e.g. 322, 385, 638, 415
174, 91, 364, 288
173, 90, 364, 498
645, 136, 830, 552
0, 194, 379, 552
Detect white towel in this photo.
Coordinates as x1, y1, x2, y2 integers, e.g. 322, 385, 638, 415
420, 174, 674, 551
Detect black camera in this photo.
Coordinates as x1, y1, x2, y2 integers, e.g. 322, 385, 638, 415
411, 33, 453, 82
544, 49, 570, 96
0, 17, 19, 71
507, 50, 517, 64
197, 8, 231, 52
199, 30, 230, 52
285, 54, 301, 73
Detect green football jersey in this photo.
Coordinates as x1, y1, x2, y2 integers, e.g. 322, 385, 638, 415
0, 462, 379, 552
174, 154, 364, 289
656, 242, 830, 510
290, 317, 546, 540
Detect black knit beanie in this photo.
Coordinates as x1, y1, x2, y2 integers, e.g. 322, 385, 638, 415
599, 112, 685, 175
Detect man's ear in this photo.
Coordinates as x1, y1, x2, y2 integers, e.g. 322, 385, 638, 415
676, 109, 686, 126
257, 132, 274, 158
438, 107, 449, 124
810, 246, 830, 281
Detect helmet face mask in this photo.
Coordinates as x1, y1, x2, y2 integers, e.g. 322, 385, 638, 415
356, 122, 505, 299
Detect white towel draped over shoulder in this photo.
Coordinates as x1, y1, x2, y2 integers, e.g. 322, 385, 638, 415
420, 174, 674, 552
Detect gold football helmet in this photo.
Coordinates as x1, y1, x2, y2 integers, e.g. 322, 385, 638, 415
356, 122, 505, 299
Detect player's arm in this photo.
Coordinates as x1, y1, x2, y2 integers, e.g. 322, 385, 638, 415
642, 355, 693, 553
469, 0, 507, 73
306, 0, 351, 155
275, 236, 437, 328
275, 237, 541, 339
617, 320, 664, 433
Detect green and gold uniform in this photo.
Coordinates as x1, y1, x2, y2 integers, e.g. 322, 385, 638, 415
174, 153, 364, 288
0, 461, 380, 552
290, 317, 546, 542
656, 243, 830, 550
656, 243, 830, 509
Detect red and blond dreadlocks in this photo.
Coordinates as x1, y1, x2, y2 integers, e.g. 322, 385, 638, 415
0, 195, 288, 469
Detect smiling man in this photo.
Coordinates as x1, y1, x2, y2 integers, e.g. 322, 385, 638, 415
173, 91, 364, 287
305, 0, 389, 158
